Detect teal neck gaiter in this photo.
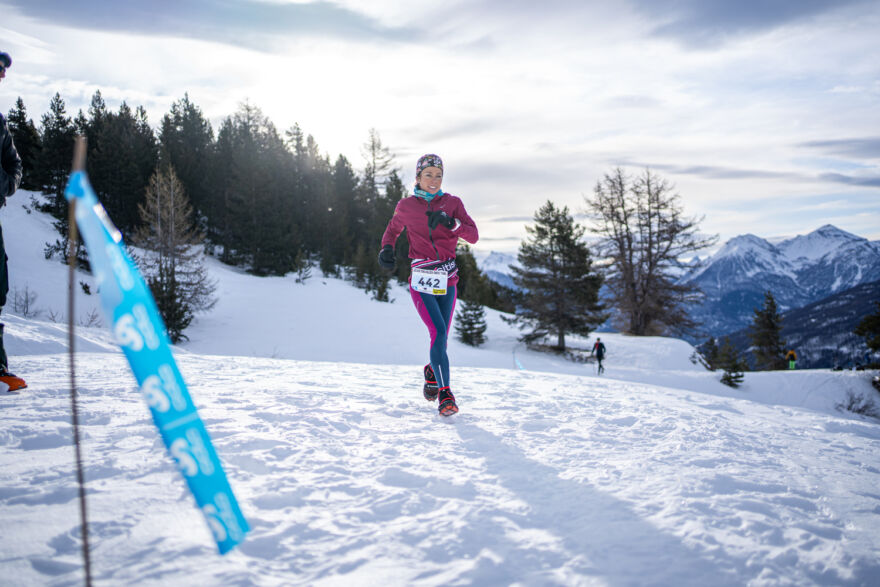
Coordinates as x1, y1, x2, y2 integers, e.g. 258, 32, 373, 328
414, 187, 443, 202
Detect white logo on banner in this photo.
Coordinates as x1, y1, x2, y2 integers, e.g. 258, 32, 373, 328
114, 314, 144, 351
133, 304, 161, 350
202, 503, 229, 542
158, 364, 187, 411
141, 375, 171, 412
170, 429, 215, 477
170, 437, 199, 476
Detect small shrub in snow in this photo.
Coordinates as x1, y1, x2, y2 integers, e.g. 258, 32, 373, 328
294, 253, 312, 284
562, 347, 593, 363
837, 391, 880, 418
11, 285, 40, 318
78, 308, 102, 328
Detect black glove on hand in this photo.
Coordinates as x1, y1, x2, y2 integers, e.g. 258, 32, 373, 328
378, 244, 396, 269
426, 210, 456, 230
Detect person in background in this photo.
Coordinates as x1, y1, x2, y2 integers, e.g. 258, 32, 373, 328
378, 154, 478, 416
591, 337, 606, 375
786, 349, 797, 370
0, 50, 27, 392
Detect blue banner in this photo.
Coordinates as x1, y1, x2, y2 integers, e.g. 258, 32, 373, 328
64, 170, 249, 554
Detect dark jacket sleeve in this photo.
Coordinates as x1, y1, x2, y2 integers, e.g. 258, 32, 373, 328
381, 199, 407, 249
0, 114, 23, 204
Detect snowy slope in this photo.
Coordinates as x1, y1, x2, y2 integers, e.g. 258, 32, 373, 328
2, 196, 880, 585
1, 196, 102, 325
3, 347, 880, 586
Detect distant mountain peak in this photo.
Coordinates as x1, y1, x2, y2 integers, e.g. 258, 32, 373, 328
778, 223, 865, 263
714, 233, 779, 259
814, 224, 857, 237
480, 250, 520, 272
727, 233, 771, 245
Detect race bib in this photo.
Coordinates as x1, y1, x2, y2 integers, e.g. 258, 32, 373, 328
411, 267, 449, 295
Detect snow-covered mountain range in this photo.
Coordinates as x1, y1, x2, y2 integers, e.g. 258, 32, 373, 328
475, 225, 880, 343
683, 225, 880, 338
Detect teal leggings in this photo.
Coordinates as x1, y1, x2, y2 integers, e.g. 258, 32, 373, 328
410, 285, 457, 389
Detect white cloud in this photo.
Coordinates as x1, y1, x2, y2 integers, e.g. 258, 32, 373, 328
1, 1, 878, 246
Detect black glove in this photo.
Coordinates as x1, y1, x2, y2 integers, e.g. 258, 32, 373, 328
426, 210, 456, 230
378, 244, 396, 269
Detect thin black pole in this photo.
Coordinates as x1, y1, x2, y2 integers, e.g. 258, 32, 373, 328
68, 136, 92, 587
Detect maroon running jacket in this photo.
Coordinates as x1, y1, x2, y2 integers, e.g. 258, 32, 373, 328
381, 193, 479, 285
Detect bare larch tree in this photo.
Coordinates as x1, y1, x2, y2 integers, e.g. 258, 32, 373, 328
586, 167, 717, 336
133, 165, 216, 342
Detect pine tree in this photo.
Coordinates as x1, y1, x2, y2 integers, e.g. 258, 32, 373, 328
349, 132, 400, 300
88, 102, 158, 236
509, 200, 605, 351
212, 102, 298, 274
286, 123, 331, 266
854, 301, 880, 354
455, 299, 488, 346
293, 249, 313, 284
34, 93, 88, 265
702, 336, 720, 370
351, 241, 370, 289
6, 97, 42, 191
366, 265, 391, 303
132, 165, 216, 343
360, 128, 395, 205
82, 91, 107, 152
717, 336, 746, 388
35, 93, 75, 218
159, 94, 215, 227
748, 291, 786, 370
323, 154, 358, 267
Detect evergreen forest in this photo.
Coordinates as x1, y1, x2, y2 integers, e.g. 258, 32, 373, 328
7, 91, 510, 310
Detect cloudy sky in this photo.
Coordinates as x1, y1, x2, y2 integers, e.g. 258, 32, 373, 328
2, 0, 878, 252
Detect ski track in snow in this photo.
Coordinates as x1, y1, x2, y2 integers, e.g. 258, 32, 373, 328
3, 352, 880, 586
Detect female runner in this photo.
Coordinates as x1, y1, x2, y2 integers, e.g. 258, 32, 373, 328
378, 154, 479, 416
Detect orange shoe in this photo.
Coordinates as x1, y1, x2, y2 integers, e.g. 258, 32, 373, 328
437, 387, 458, 416
0, 368, 27, 392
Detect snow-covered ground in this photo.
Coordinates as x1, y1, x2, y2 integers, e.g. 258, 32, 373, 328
2, 195, 880, 586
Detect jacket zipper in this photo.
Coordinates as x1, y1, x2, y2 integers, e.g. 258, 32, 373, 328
426, 198, 441, 261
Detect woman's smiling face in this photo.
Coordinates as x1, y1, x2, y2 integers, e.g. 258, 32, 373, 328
418, 166, 443, 193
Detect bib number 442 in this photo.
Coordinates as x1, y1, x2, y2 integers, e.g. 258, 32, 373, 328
411, 267, 448, 295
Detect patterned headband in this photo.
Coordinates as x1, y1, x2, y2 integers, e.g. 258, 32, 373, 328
416, 154, 443, 176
